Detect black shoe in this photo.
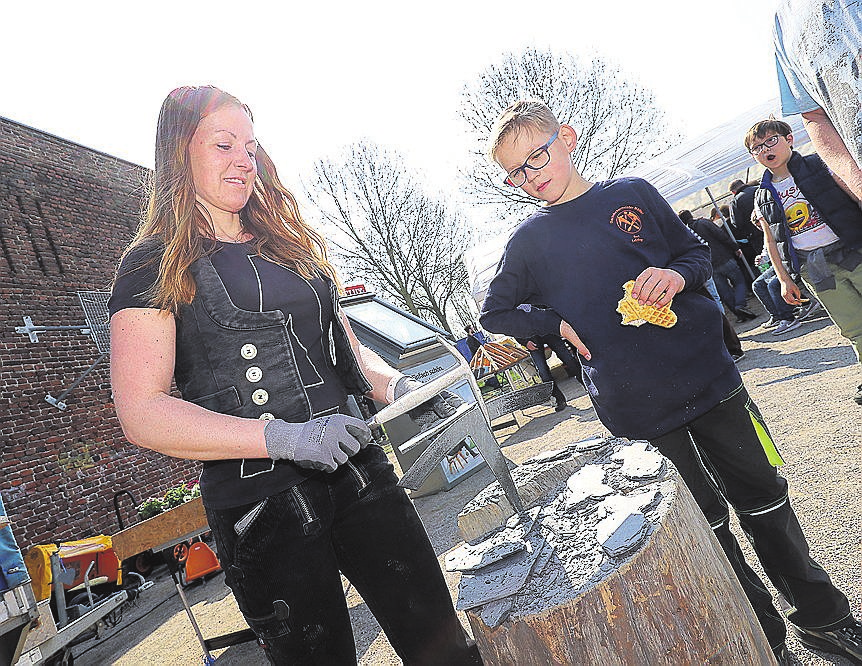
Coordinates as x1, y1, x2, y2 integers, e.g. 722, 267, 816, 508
555, 401, 567, 412
772, 644, 791, 665
792, 618, 862, 663
731, 351, 746, 363
734, 307, 757, 322
855, 384, 862, 406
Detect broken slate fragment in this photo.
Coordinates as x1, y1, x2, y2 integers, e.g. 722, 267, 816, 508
457, 530, 547, 610
479, 596, 515, 627
447, 507, 542, 572
445, 537, 527, 572
611, 440, 665, 480
529, 534, 557, 578
596, 489, 662, 520
575, 436, 608, 452
596, 510, 650, 558
565, 465, 614, 508
505, 505, 541, 533
540, 509, 581, 537
526, 447, 571, 465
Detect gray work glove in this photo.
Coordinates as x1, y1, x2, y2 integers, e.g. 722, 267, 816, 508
264, 415, 373, 473
394, 377, 465, 430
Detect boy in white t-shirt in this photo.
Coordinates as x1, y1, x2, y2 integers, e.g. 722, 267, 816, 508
748, 118, 862, 406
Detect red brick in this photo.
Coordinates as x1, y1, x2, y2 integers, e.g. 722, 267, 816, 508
1, 118, 198, 549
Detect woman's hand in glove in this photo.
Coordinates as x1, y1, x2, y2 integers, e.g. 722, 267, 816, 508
264, 414, 372, 472
394, 377, 465, 429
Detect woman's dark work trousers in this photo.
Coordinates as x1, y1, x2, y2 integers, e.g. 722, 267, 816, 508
206, 446, 481, 665
650, 386, 850, 650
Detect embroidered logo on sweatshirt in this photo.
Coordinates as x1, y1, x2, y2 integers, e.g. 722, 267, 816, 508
611, 205, 645, 242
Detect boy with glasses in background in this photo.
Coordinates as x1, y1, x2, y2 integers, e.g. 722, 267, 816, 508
748, 118, 862, 407
479, 99, 861, 664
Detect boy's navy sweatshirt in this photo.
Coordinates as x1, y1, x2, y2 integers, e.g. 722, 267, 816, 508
480, 177, 741, 440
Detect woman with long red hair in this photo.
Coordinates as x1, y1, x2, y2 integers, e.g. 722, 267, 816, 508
109, 86, 479, 665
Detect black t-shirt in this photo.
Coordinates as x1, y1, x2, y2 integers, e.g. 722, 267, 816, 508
109, 240, 349, 508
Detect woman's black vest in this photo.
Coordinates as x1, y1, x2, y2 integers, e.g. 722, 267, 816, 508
756, 151, 862, 272
173, 254, 372, 423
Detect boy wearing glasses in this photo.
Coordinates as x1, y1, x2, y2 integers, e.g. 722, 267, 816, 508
479, 99, 861, 664
747, 118, 862, 406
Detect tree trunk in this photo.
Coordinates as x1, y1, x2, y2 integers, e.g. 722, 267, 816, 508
459, 439, 776, 665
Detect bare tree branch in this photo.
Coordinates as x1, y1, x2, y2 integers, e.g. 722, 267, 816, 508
459, 47, 680, 219
304, 141, 473, 333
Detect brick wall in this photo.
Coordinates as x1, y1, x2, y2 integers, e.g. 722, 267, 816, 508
0, 117, 198, 549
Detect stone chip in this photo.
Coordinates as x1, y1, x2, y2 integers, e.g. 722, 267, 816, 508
611, 440, 666, 480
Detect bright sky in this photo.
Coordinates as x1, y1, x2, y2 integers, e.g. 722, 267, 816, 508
3, 1, 782, 202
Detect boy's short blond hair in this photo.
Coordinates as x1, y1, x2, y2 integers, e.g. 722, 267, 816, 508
744, 118, 793, 151
487, 99, 561, 161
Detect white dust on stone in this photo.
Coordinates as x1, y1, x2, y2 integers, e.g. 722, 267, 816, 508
611, 439, 666, 480
445, 507, 541, 572
565, 464, 614, 508
455, 437, 677, 627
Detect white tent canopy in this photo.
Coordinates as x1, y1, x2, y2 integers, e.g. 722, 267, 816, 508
466, 98, 810, 306
627, 97, 809, 205
463, 233, 510, 307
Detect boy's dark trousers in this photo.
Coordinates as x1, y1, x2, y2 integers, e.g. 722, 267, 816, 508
206, 446, 481, 665
650, 386, 851, 650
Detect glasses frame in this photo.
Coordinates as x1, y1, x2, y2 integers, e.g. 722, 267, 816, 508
749, 134, 783, 156
503, 130, 559, 187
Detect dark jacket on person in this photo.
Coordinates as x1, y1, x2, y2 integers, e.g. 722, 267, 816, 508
755, 151, 862, 274
729, 185, 761, 241
691, 218, 739, 268
479, 177, 738, 441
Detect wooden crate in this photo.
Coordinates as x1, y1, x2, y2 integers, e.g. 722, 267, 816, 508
111, 497, 208, 562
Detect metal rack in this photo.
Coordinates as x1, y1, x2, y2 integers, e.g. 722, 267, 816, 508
14, 291, 112, 411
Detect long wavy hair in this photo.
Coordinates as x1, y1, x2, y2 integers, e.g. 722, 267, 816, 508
122, 85, 338, 314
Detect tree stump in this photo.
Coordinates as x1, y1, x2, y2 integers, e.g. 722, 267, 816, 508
452, 437, 775, 665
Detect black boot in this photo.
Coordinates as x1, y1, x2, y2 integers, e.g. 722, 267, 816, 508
551, 382, 567, 412
734, 307, 757, 322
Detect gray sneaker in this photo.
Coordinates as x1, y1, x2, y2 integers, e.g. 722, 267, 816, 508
772, 319, 802, 335
796, 300, 822, 320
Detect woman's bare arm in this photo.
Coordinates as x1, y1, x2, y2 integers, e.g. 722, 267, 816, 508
110, 308, 268, 460
339, 311, 400, 404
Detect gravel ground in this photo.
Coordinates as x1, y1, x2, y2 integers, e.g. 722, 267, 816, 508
74, 303, 861, 665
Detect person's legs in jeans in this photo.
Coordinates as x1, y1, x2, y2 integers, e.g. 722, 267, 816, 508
766, 273, 796, 321
528, 347, 567, 408
724, 259, 750, 311
704, 277, 725, 314
753, 267, 793, 321
714, 259, 751, 316
544, 336, 579, 376
544, 335, 585, 387
712, 262, 737, 313
528, 348, 553, 384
